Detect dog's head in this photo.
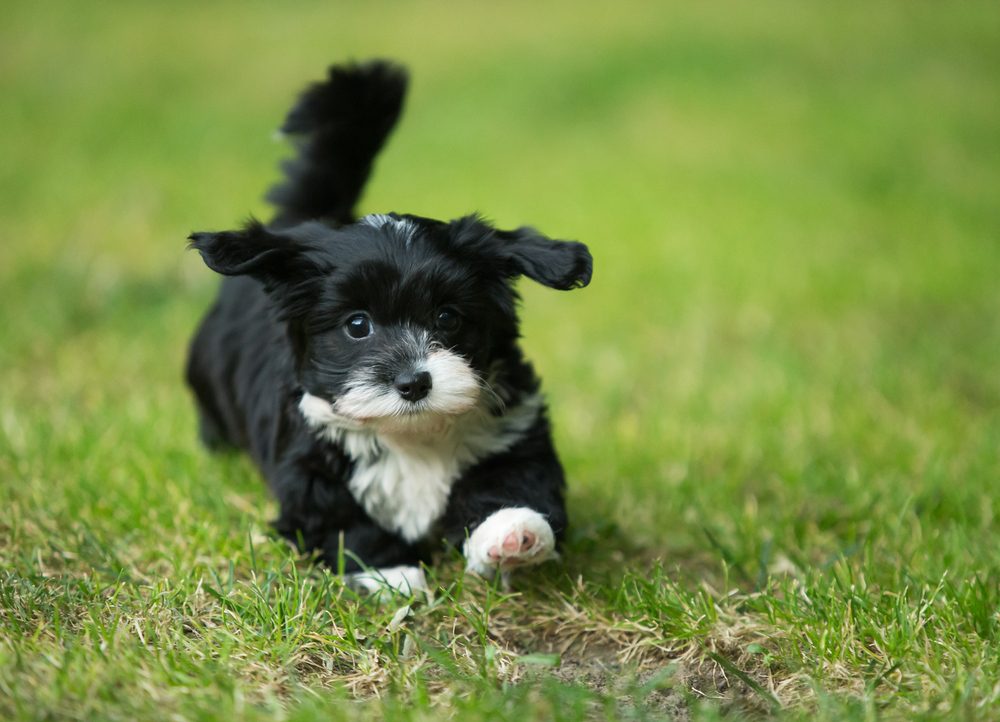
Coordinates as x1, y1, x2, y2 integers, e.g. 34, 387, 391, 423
190, 214, 591, 434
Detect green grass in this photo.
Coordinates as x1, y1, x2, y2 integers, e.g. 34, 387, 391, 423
2, 1, 999, 719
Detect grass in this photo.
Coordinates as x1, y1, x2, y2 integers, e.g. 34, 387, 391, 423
1, 1, 999, 719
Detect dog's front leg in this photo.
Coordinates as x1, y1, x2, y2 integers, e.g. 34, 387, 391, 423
294, 514, 430, 597
269, 460, 429, 596
440, 446, 568, 580
329, 523, 430, 598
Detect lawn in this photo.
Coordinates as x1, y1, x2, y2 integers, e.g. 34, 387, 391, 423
1, 1, 999, 719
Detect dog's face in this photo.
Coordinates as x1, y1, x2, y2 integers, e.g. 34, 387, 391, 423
190, 214, 591, 433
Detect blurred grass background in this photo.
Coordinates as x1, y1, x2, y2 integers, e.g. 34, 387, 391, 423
1, 1, 999, 719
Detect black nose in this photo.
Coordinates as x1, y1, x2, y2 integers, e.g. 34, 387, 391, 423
394, 370, 432, 402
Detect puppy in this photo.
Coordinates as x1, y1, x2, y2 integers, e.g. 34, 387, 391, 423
186, 60, 592, 594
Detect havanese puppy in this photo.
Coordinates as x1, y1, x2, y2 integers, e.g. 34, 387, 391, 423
186, 60, 592, 595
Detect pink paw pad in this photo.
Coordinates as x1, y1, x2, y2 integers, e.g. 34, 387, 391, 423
487, 531, 537, 561
464, 508, 556, 576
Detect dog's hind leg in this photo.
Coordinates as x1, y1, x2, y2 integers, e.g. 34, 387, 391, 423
193, 403, 235, 452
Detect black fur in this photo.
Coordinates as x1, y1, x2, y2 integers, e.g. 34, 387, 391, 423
186, 60, 591, 573
267, 61, 408, 228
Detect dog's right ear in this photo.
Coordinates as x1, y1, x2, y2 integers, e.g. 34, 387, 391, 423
188, 219, 326, 290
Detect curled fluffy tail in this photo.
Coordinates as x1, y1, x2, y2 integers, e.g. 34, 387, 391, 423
267, 60, 408, 227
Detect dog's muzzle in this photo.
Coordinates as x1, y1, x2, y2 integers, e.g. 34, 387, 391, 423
331, 329, 482, 426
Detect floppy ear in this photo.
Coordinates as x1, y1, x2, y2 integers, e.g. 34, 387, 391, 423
495, 226, 592, 290
188, 219, 326, 289
188, 219, 328, 321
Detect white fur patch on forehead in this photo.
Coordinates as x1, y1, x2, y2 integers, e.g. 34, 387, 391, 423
360, 213, 417, 245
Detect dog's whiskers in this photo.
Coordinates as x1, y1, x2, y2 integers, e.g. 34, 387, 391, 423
477, 376, 506, 413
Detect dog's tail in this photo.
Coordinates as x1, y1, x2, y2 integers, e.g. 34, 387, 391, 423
266, 60, 408, 228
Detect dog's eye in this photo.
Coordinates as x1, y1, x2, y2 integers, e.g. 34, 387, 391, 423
345, 313, 375, 339
436, 307, 461, 332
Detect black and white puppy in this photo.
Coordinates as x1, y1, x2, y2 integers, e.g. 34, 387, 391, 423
186, 60, 592, 594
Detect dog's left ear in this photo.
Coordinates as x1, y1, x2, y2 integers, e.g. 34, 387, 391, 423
495, 226, 593, 290
188, 219, 325, 288
188, 220, 330, 323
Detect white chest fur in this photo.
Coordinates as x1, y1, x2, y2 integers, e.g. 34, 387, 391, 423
299, 393, 541, 542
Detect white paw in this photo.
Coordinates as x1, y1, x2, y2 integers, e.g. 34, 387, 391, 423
347, 565, 429, 599
464, 507, 557, 576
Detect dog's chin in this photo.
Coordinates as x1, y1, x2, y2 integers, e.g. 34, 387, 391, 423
353, 408, 470, 436
337, 391, 482, 435
299, 389, 482, 438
